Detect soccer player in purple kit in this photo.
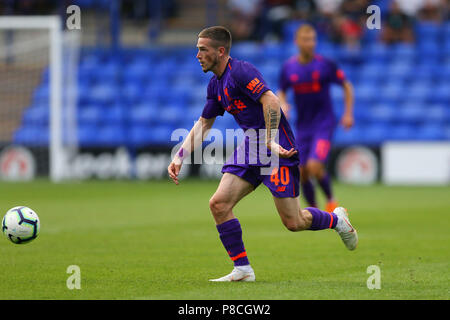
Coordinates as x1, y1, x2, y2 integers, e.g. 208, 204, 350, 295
278, 24, 355, 213
168, 26, 358, 282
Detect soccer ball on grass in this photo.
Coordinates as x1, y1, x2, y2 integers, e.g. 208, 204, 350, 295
2, 206, 40, 244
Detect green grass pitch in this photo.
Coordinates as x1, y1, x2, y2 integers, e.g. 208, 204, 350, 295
0, 179, 448, 299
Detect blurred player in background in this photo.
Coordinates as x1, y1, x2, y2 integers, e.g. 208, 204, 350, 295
278, 24, 354, 212
168, 26, 358, 282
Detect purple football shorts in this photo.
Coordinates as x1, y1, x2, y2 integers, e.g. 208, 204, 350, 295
222, 164, 300, 198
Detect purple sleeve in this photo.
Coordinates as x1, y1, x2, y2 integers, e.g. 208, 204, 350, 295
279, 62, 290, 92
201, 80, 225, 119
233, 61, 270, 102
327, 59, 346, 85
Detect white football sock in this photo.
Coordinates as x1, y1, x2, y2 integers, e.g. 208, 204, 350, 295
235, 264, 253, 273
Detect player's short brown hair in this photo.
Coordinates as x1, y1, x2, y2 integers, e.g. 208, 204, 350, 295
296, 23, 316, 37
198, 26, 232, 54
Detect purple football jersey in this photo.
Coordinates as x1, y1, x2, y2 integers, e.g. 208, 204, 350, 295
202, 57, 299, 167
279, 54, 346, 133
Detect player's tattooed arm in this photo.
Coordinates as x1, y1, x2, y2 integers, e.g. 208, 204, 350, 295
267, 106, 280, 142
260, 90, 281, 146
259, 90, 297, 159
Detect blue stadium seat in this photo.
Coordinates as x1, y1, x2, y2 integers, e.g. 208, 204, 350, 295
363, 43, 389, 63
122, 60, 151, 84
436, 64, 450, 83
78, 59, 103, 83
79, 52, 102, 66
425, 104, 448, 123
141, 83, 167, 103
158, 105, 184, 126
353, 83, 378, 105
14, 126, 49, 146
189, 84, 207, 106
32, 84, 49, 104
352, 105, 370, 123
176, 60, 199, 74
91, 61, 120, 83
73, 0, 109, 8
382, 79, 405, 91
388, 124, 417, 141
76, 83, 93, 106
186, 104, 204, 118
128, 125, 152, 147
444, 125, 450, 140
87, 83, 118, 105
388, 60, 413, 78
443, 22, 450, 36
430, 83, 450, 104
409, 66, 436, 83
379, 84, 403, 104
128, 103, 157, 124
171, 75, 198, 92
22, 104, 49, 126
262, 42, 285, 60
258, 60, 280, 79
391, 44, 416, 61
368, 104, 396, 123
415, 22, 442, 41
416, 123, 445, 140
40, 67, 50, 83
362, 123, 390, 144
360, 62, 384, 81
149, 125, 176, 145
78, 105, 102, 125
361, 28, 381, 46
96, 125, 126, 146
331, 85, 344, 101
417, 40, 440, 59
397, 104, 424, 124
444, 41, 450, 58
280, 43, 298, 59
165, 88, 190, 107
406, 82, 429, 103
121, 82, 144, 104
333, 126, 364, 145
283, 20, 304, 43
77, 124, 98, 146
231, 42, 261, 62
415, 63, 439, 84
196, 72, 213, 86
102, 104, 125, 124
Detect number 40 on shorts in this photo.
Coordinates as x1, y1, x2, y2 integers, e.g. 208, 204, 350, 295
270, 166, 290, 186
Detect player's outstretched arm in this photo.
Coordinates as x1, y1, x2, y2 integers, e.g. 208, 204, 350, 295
259, 90, 297, 159
168, 116, 216, 185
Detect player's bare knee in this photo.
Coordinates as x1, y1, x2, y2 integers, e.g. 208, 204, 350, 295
305, 162, 316, 174
300, 174, 309, 184
306, 162, 322, 178
299, 166, 308, 183
285, 223, 298, 232
283, 219, 304, 232
209, 196, 230, 217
